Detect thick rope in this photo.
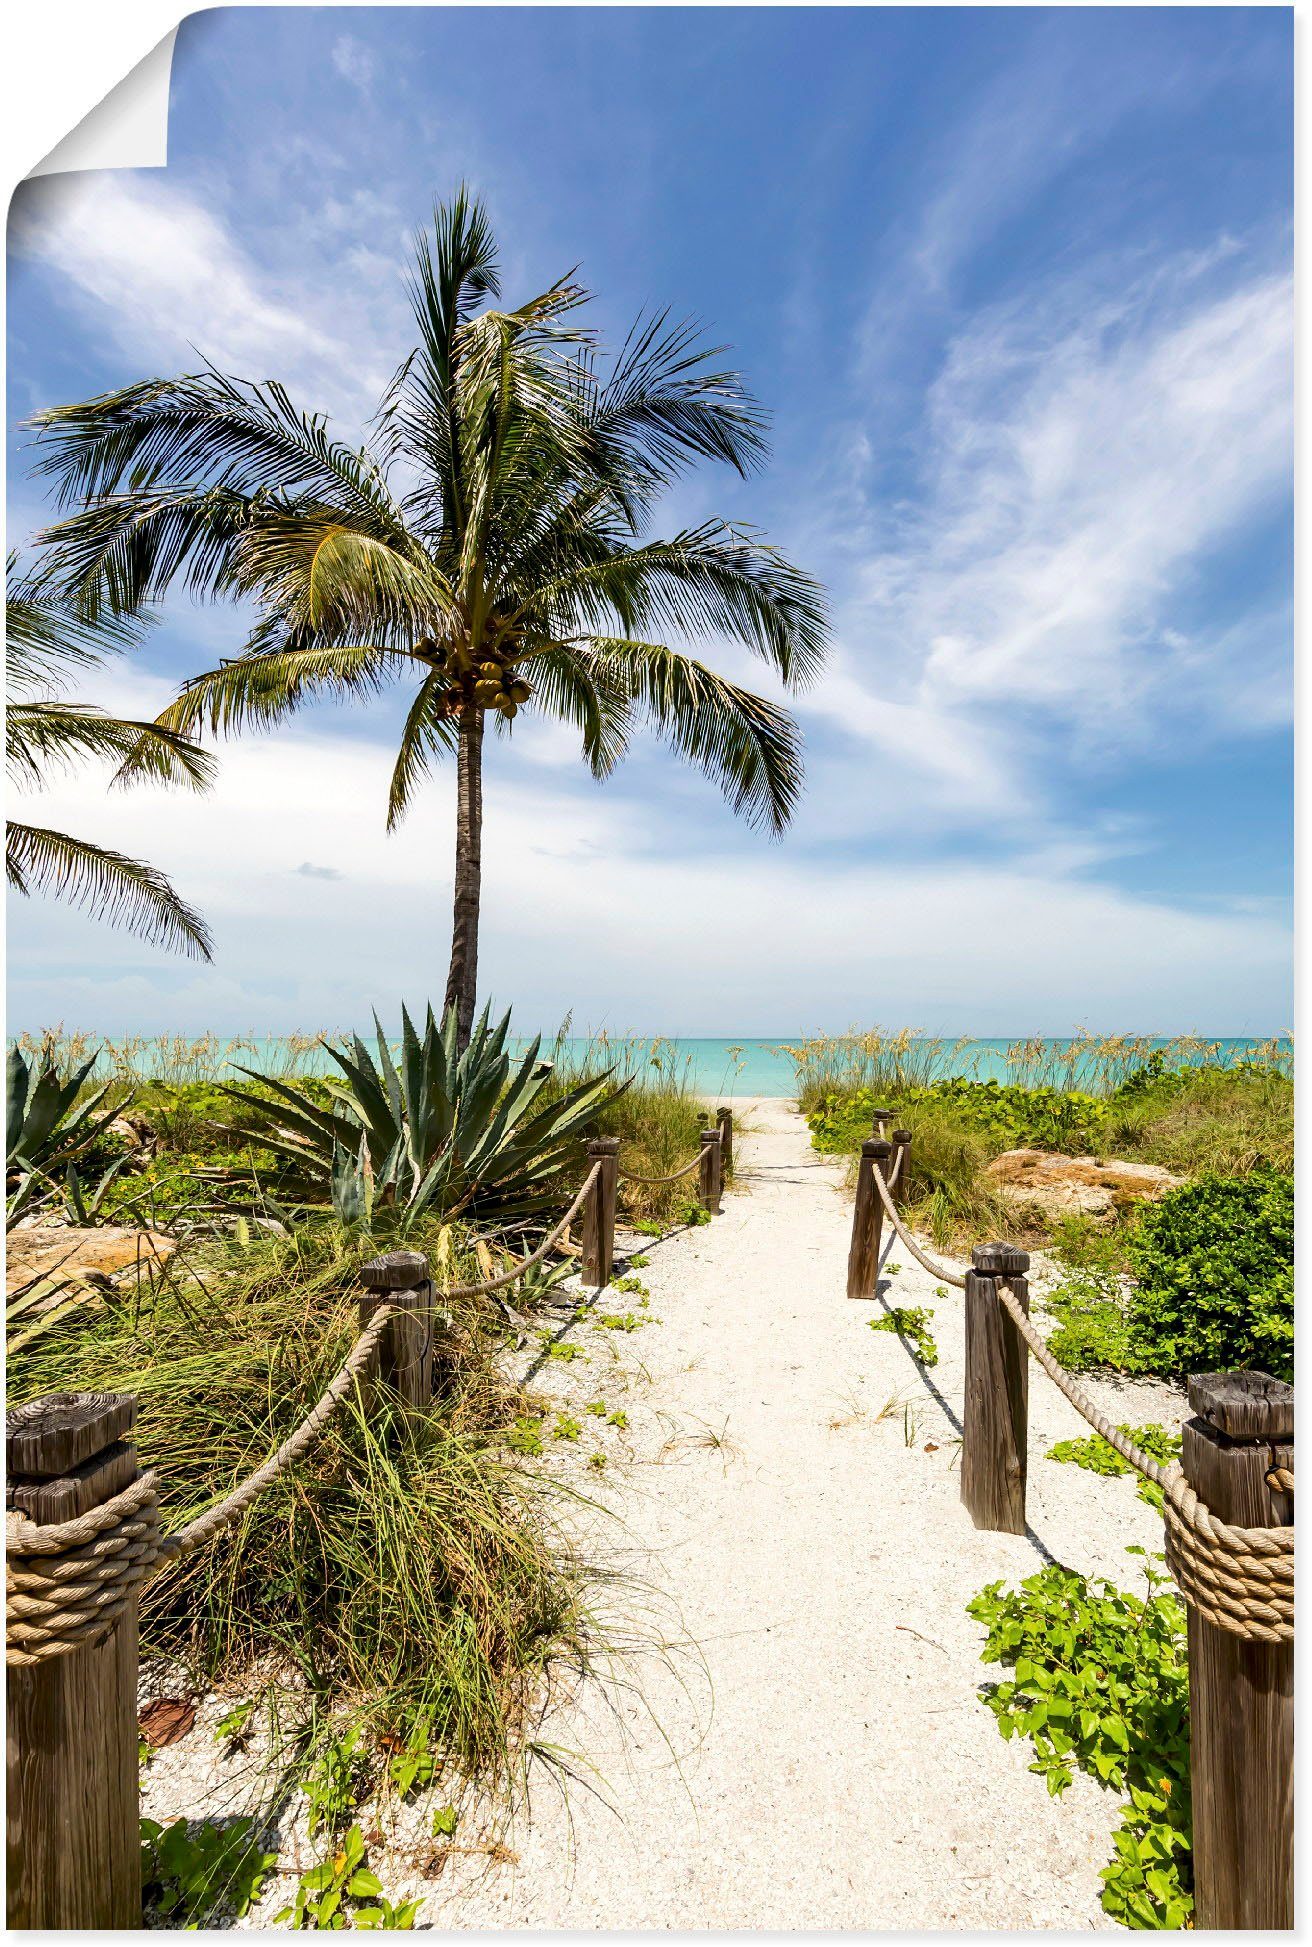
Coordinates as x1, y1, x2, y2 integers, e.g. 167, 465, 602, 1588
994, 1280, 1293, 1644
616, 1152, 704, 1187
7, 1473, 163, 1666
869, 1164, 967, 1288
5, 1304, 397, 1665
436, 1163, 601, 1296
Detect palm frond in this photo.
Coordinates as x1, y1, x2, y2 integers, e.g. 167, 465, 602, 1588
228, 516, 459, 641
520, 519, 830, 689
518, 641, 632, 778
6, 551, 151, 689
7, 822, 213, 959
29, 366, 403, 528
386, 672, 460, 830
157, 642, 414, 740
7, 701, 216, 793
587, 639, 804, 834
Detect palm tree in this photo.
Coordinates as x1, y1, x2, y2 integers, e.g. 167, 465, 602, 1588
28, 188, 827, 1042
6, 555, 214, 958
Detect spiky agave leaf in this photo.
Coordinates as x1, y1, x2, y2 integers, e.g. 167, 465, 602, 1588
217, 1001, 624, 1230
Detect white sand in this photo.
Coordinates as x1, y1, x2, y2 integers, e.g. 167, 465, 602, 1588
420, 1097, 1187, 1929
144, 1097, 1187, 1930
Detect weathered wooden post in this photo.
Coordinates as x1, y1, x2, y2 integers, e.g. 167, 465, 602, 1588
869, 1106, 895, 1141
846, 1137, 892, 1300
888, 1127, 913, 1204
698, 1127, 723, 1215
581, 1136, 619, 1287
716, 1105, 734, 1177
7, 1392, 145, 1928
360, 1251, 432, 1417
1181, 1371, 1292, 1929
961, 1244, 1030, 1534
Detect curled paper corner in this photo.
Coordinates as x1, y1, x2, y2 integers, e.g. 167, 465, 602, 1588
28, 27, 178, 179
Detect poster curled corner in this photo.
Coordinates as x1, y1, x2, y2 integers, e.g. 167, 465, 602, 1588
27, 27, 178, 179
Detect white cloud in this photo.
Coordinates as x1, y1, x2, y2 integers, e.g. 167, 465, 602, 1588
331, 35, 377, 94
845, 253, 1291, 750
10, 174, 393, 426
7, 681, 1291, 1036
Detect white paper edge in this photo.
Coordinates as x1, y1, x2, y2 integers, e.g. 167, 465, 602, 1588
27, 26, 178, 179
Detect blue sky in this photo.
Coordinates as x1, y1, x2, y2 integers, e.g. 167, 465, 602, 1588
7, 5, 1293, 1037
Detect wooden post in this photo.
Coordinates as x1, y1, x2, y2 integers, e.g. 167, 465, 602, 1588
698, 1127, 723, 1215
869, 1106, 895, 1141
7, 1392, 143, 1928
360, 1251, 431, 1417
1182, 1370, 1293, 1930
846, 1138, 892, 1299
581, 1136, 619, 1287
716, 1105, 734, 1178
888, 1128, 912, 1205
961, 1243, 1030, 1534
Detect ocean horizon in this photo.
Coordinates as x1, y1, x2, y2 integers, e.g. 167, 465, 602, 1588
13, 1032, 1292, 1098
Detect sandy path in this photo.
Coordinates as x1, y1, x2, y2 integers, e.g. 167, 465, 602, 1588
431, 1098, 1185, 1931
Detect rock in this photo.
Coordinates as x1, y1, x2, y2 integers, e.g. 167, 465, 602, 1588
6, 1222, 176, 1297
985, 1149, 1185, 1221
108, 1114, 157, 1155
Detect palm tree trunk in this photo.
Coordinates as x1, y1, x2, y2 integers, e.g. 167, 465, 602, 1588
444, 700, 483, 1047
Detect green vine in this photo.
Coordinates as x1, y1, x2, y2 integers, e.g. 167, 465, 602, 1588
967, 1552, 1191, 1928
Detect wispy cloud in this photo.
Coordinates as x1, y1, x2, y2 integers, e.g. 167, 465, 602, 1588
842, 248, 1291, 756
331, 34, 377, 94
9, 173, 395, 426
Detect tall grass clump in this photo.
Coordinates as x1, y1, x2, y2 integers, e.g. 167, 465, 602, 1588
11, 1026, 336, 1089
1106, 1061, 1293, 1178
781, 1028, 976, 1117
7, 1217, 593, 1786
538, 1026, 712, 1223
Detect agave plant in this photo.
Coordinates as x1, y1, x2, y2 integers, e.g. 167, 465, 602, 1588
6, 1041, 131, 1227
222, 1003, 621, 1231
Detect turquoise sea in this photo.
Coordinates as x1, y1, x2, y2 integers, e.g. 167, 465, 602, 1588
25, 1033, 1291, 1097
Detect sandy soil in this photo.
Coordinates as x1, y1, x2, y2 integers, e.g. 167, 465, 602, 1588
144, 1097, 1186, 1930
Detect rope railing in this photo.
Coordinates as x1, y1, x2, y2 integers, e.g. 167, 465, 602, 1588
992, 1278, 1293, 1645
6, 1119, 735, 1681
439, 1162, 601, 1297
6, 1171, 611, 1663
616, 1151, 703, 1186
6, 1301, 400, 1668
844, 1104, 1294, 1922
869, 1159, 966, 1288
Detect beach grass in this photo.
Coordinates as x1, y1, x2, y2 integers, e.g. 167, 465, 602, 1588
8, 1212, 596, 1790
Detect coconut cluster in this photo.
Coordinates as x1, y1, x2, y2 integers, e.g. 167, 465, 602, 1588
416, 638, 532, 719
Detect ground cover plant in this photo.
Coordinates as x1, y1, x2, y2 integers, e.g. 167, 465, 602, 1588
968, 1553, 1192, 1930
1046, 1424, 1181, 1511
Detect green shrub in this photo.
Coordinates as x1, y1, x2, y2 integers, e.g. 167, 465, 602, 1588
1045, 1270, 1137, 1373
1126, 1172, 1293, 1382
968, 1555, 1191, 1929
808, 1080, 1110, 1157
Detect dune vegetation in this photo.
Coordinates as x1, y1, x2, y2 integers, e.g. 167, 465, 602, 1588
6, 1008, 726, 1923
787, 1028, 1294, 1382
